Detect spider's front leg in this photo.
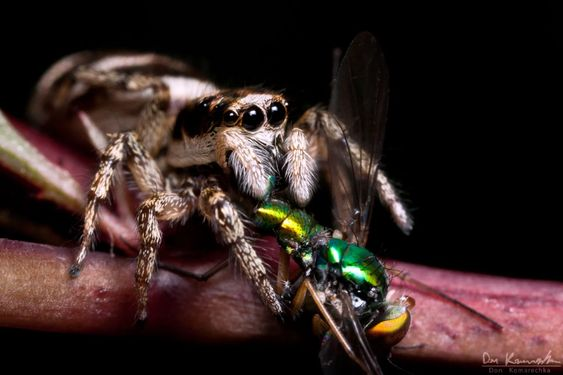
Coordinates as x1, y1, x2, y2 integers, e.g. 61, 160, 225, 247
197, 183, 284, 316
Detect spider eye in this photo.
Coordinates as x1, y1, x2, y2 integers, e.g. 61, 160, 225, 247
267, 102, 287, 127
242, 105, 265, 130
223, 110, 239, 125
198, 97, 213, 112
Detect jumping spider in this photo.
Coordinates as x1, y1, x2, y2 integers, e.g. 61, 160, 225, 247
29, 52, 411, 320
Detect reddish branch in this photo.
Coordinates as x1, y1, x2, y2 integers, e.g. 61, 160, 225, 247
1, 238, 562, 369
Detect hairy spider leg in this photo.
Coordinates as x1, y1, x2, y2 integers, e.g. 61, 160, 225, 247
304, 108, 414, 235
197, 185, 283, 315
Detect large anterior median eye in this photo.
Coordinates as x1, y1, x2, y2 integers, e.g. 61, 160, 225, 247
242, 105, 265, 130
267, 101, 287, 127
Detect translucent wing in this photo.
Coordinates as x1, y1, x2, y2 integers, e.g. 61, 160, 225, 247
318, 289, 383, 375
324, 32, 389, 246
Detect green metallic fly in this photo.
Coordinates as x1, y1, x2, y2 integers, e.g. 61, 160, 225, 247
255, 200, 412, 374
253, 32, 502, 374
253, 32, 413, 374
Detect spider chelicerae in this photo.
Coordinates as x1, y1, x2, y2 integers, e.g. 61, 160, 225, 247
29, 52, 412, 320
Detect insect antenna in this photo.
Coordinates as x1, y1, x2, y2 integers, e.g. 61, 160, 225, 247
385, 355, 416, 375
387, 267, 503, 331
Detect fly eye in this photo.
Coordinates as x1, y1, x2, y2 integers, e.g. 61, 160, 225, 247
223, 110, 239, 125
367, 298, 413, 348
242, 105, 265, 130
367, 309, 411, 347
267, 101, 287, 127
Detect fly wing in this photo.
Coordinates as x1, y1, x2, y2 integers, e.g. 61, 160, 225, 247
318, 289, 383, 375
339, 289, 383, 374
324, 32, 389, 246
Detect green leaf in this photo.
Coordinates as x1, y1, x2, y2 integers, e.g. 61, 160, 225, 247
0, 111, 84, 212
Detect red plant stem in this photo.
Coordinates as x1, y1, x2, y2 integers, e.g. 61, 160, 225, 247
1, 238, 562, 369
0, 238, 286, 342
386, 261, 563, 367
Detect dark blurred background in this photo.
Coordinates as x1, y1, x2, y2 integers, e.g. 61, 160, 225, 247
1, 1, 561, 372
2, 1, 560, 279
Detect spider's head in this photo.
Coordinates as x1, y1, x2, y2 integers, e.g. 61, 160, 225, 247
168, 89, 289, 199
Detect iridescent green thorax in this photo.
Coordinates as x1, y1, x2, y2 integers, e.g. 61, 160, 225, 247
323, 238, 388, 298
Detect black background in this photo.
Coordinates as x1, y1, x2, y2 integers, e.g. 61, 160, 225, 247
1, 1, 561, 372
